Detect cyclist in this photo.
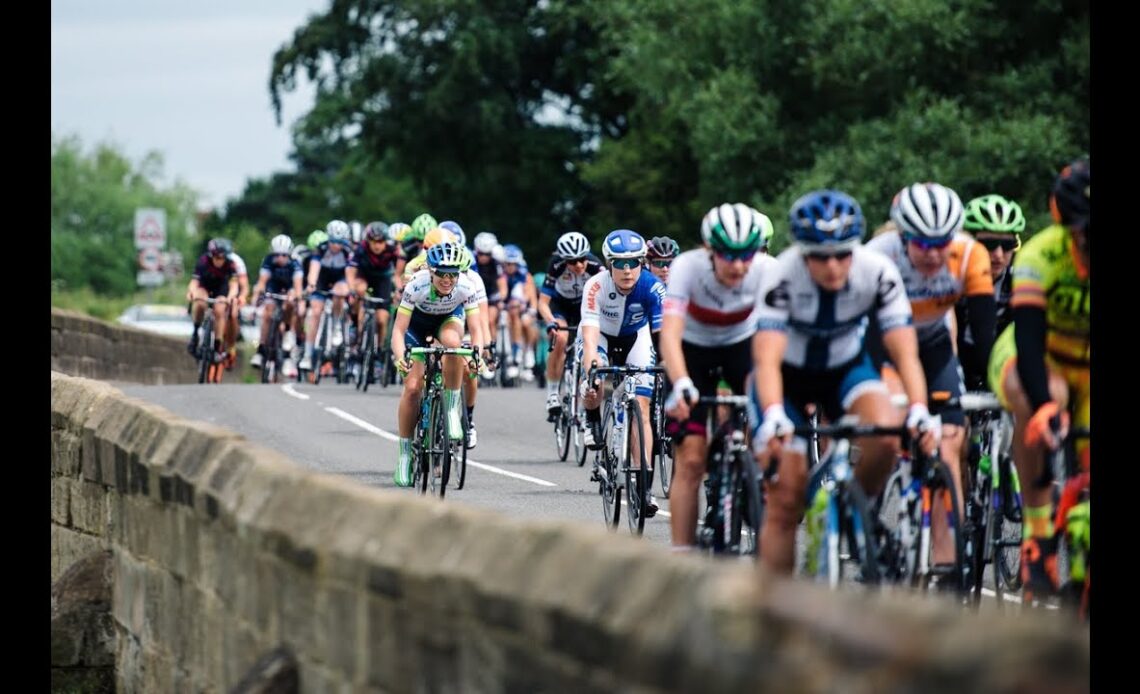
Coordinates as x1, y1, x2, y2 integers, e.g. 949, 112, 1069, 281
579, 229, 666, 516
346, 221, 400, 369
955, 194, 1025, 389
866, 182, 995, 567
987, 157, 1090, 604
458, 245, 490, 448
395, 213, 436, 282
473, 232, 509, 375
391, 242, 484, 486
747, 190, 938, 575
660, 203, 778, 551
539, 232, 604, 417
502, 244, 541, 381
299, 220, 354, 373
185, 238, 240, 364
645, 236, 680, 284
213, 238, 250, 370
249, 234, 304, 377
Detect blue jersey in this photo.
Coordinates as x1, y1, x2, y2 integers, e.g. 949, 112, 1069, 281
580, 269, 665, 337
259, 254, 303, 292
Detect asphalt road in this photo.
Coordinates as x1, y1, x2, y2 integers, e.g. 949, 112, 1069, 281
119, 377, 1041, 613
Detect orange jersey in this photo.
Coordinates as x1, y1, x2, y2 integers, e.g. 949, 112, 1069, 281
865, 231, 992, 341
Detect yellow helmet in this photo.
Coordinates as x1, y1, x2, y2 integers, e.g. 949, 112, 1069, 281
422, 227, 458, 250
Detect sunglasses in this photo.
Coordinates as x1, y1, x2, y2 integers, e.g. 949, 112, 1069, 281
610, 258, 641, 270
650, 259, 673, 269
432, 270, 460, 280
806, 250, 853, 262
905, 234, 952, 251
714, 249, 756, 262
977, 237, 1020, 253
272, 252, 290, 259
566, 257, 588, 266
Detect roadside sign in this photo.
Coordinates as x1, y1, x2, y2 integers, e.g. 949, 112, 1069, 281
134, 208, 167, 249
139, 247, 162, 271
137, 270, 165, 287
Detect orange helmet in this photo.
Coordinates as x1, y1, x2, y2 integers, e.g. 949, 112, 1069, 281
422, 227, 458, 250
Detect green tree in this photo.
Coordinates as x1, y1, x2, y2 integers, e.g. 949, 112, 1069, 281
51, 133, 201, 295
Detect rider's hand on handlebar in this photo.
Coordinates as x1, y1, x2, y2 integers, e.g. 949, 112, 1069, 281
753, 404, 795, 457
906, 403, 940, 457
1025, 401, 1068, 451
664, 376, 699, 420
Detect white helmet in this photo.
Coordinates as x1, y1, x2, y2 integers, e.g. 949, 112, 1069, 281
326, 219, 351, 243
291, 244, 308, 262
387, 222, 410, 242
556, 231, 590, 259
474, 232, 498, 254
491, 243, 506, 263
270, 234, 294, 254
890, 183, 964, 241
349, 221, 363, 243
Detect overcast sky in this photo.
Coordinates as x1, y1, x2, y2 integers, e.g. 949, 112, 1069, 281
51, 0, 328, 211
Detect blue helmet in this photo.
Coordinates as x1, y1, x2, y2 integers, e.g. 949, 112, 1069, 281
789, 190, 864, 251
440, 220, 466, 247
602, 229, 646, 261
503, 244, 525, 264
426, 241, 465, 272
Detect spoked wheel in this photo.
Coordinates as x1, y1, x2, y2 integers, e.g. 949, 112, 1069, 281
553, 369, 572, 461
727, 450, 762, 558
197, 321, 215, 384
600, 402, 621, 529
453, 405, 469, 490
624, 403, 648, 536
356, 319, 374, 391
965, 477, 991, 606
913, 462, 964, 597
992, 459, 1024, 602
819, 480, 881, 589
429, 394, 452, 498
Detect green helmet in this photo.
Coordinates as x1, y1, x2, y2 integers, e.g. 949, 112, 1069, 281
963, 195, 1025, 234
410, 213, 438, 240
700, 203, 769, 253
307, 230, 328, 248
459, 246, 474, 273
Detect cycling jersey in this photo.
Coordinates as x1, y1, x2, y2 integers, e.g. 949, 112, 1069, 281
475, 257, 504, 301
580, 270, 665, 337
397, 269, 481, 317
464, 269, 488, 304
662, 248, 778, 347
754, 246, 912, 370
505, 267, 531, 304
349, 241, 398, 280
313, 247, 353, 290
192, 254, 238, 297
541, 253, 604, 301
259, 254, 303, 294
1009, 224, 1089, 365
865, 231, 992, 345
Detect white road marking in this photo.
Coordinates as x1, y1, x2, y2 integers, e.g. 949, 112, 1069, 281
979, 586, 1058, 609
322, 406, 557, 487
620, 498, 671, 517
281, 383, 310, 400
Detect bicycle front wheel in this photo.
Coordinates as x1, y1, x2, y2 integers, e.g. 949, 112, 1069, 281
430, 392, 452, 498
728, 450, 762, 558
914, 462, 964, 596
454, 404, 469, 490
818, 480, 881, 589
554, 367, 572, 461
197, 318, 214, 384
600, 402, 621, 529
624, 402, 648, 536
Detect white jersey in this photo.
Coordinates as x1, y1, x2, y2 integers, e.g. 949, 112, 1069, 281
464, 268, 488, 303
397, 269, 481, 316
580, 270, 665, 337
228, 253, 248, 276
754, 246, 912, 370
663, 248, 778, 347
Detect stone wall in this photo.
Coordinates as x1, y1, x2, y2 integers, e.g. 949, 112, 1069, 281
50, 371, 1090, 693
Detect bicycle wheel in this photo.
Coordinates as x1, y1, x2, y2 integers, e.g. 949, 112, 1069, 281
914, 462, 964, 595
653, 391, 673, 498
820, 480, 881, 589
357, 316, 374, 391
992, 455, 1023, 597
431, 392, 452, 498
625, 401, 648, 536
553, 367, 572, 461
197, 317, 214, 384
965, 476, 991, 606
600, 401, 621, 529
875, 467, 915, 584
454, 404, 469, 490
728, 449, 763, 558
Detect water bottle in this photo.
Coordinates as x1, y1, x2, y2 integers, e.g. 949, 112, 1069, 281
611, 407, 625, 457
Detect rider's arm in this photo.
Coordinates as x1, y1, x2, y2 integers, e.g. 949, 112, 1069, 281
579, 277, 602, 370
226, 276, 239, 301
582, 324, 600, 375
1012, 305, 1051, 412
305, 256, 320, 290
391, 309, 411, 365
525, 275, 539, 308
538, 293, 555, 325
882, 326, 928, 409
659, 314, 687, 383
291, 264, 304, 297
251, 272, 268, 305
186, 278, 200, 300
752, 329, 788, 411
961, 293, 996, 377
465, 304, 483, 353
496, 274, 508, 304
345, 265, 359, 287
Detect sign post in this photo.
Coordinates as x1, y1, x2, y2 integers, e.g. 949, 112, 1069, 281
134, 208, 168, 300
